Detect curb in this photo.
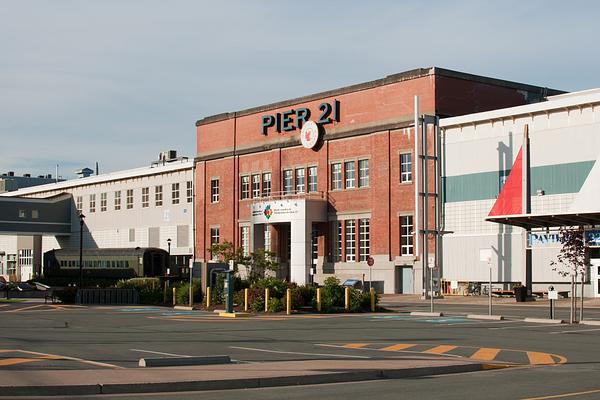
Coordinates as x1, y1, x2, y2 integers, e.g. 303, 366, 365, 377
139, 356, 231, 367
523, 318, 565, 324
173, 306, 193, 311
580, 320, 600, 326
410, 311, 444, 317
0, 363, 491, 397
467, 314, 504, 321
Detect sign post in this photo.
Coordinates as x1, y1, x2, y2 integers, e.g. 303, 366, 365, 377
480, 249, 493, 316
548, 286, 558, 319
367, 256, 374, 291
428, 256, 435, 312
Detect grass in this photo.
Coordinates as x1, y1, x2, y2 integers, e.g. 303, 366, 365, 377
0, 298, 25, 303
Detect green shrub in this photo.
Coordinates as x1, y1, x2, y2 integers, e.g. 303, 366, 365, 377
116, 278, 162, 305
233, 287, 263, 309
250, 297, 265, 312
253, 277, 288, 299
211, 272, 226, 305
289, 287, 305, 309
54, 286, 78, 304
175, 279, 203, 305
234, 277, 251, 291
267, 297, 283, 313
297, 285, 316, 307
320, 277, 344, 312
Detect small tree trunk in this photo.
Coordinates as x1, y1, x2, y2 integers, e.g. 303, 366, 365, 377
580, 271, 585, 322
570, 275, 575, 324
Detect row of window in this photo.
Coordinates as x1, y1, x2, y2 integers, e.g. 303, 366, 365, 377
59, 259, 130, 269
76, 181, 193, 213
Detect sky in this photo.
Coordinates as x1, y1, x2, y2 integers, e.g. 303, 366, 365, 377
2, 0, 600, 179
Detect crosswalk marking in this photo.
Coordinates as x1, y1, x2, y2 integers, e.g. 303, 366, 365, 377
380, 344, 417, 352
527, 351, 556, 365
423, 345, 458, 355
470, 347, 501, 361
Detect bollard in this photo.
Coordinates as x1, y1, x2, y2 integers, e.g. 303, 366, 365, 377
345, 287, 350, 311
206, 287, 211, 308
265, 288, 270, 312
370, 287, 375, 312
163, 281, 168, 304
244, 288, 249, 312
172, 287, 176, 306
316, 288, 321, 312
286, 288, 291, 315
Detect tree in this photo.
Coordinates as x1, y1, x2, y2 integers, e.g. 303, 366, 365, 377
207, 240, 245, 272
208, 240, 278, 284
549, 226, 588, 323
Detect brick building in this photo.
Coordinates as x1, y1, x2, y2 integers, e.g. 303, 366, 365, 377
194, 67, 561, 294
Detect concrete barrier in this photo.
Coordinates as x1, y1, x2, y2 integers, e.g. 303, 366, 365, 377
580, 320, 600, 326
139, 355, 231, 368
410, 311, 443, 317
523, 318, 564, 324
467, 314, 504, 321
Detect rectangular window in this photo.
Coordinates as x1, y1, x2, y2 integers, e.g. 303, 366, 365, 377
400, 153, 412, 183
345, 161, 355, 189
295, 168, 305, 193
210, 227, 220, 260
240, 226, 250, 256
142, 187, 149, 208
187, 181, 193, 203
18, 209, 26, 218
31, 210, 39, 219
114, 191, 121, 210
262, 172, 271, 197
264, 225, 271, 252
210, 179, 219, 203
400, 215, 414, 256
283, 169, 293, 195
358, 159, 369, 188
100, 193, 107, 211
89, 194, 96, 213
126, 189, 133, 209
76, 196, 83, 213
172, 183, 180, 204
307, 166, 317, 192
252, 174, 261, 198
345, 220, 356, 262
240, 175, 250, 199
331, 221, 342, 262
359, 218, 370, 261
155, 186, 163, 206
331, 163, 342, 190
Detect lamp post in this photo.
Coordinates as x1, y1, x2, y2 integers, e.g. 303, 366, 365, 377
78, 213, 86, 288
167, 238, 172, 275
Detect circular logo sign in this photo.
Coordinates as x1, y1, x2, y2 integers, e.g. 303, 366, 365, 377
300, 121, 320, 149
367, 256, 374, 267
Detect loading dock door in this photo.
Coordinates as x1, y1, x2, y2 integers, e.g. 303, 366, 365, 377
396, 266, 413, 294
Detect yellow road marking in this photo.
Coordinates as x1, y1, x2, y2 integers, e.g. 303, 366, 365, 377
0, 358, 41, 367
423, 345, 458, 355
16, 349, 123, 369
380, 344, 417, 352
343, 343, 369, 349
4, 304, 46, 313
521, 387, 600, 399
527, 351, 556, 365
470, 347, 501, 361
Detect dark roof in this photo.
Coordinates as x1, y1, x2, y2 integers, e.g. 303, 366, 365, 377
486, 212, 600, 230
48, 247, 167, 257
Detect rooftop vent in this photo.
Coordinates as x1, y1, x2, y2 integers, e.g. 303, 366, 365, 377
8, 171, 14, 177
159, 150, 178, 162
23, 173, 31, 178
75, 167, 94, 178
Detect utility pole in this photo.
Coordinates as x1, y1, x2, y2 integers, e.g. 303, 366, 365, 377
78, 213, 86, 288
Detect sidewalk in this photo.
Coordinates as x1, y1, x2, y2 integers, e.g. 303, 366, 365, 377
0, 358, 496, 397
381, 294, 600, 308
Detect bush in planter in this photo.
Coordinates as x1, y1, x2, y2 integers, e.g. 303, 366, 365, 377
267, 297, 283, 313
233, 287, 263, 309
175, 279, 203, 305
116, 278, 162, 304
253, 277, 288, 299
319, 277, 344, 312
250, 297, 265, 313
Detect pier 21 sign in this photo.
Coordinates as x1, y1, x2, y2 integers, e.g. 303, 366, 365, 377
261, 100, 340, 135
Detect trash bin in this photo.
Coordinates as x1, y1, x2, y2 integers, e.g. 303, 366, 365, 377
514, 286, 527, 302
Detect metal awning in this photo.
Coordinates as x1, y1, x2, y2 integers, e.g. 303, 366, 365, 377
486, 211, 600, 230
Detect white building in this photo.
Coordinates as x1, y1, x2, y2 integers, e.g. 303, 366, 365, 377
441, 89, 600, 297
0, 153, 194, 281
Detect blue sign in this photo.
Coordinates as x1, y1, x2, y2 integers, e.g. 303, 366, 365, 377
528, 232, 560, 247
586, 230, 600, 246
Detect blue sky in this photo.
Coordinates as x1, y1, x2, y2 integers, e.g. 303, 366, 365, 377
2, 0, 599, 178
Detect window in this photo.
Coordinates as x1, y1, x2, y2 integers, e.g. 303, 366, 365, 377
295, 168, 305, 193
172, 183, 180, 205
331, 163, 342, 190
76, 196, 83, 213
187, 181, 193, 203
252, 174, 261, 198
18, 209, 26, 218
240, 175, 250, 199
400, 153, 412, 183
283, 169, 293, 195
240, 226, 250, 256
264, 225, 271, 252
210, 227, 220, 260
89, 194, 96, 213
345, 220, 356, 262
141, 188, 149, 208
359, 218, 370, 261
100, 192, 107, 211
400, 215, 414, 256
262, 172, 271, 197
114, 191, 121, 210
155, 185, 163, 206
308, 166, 317, 192
31, 210, 39, 219
126, 189, 133, 209
18, 249, 32, 269
358, 159, 369, 187
345, 161, 355, 189
210, 179, 219, 203
331, 221, 342, 262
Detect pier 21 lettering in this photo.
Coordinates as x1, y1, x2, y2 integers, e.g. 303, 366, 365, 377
261, 100, 340, 135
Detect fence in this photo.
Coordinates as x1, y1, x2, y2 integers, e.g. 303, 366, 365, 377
76, 288, 139, 305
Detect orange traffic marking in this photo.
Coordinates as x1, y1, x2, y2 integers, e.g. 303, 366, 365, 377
470, 347, 501, 361
423, 345, 458, 354
380, 344, 417, 352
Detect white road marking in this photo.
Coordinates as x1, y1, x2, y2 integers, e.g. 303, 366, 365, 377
129, 349, 192, 357
489, 324, 571, 330
229, 346, 371, 359
548, 327, 600, 334
17, 349, 123, 369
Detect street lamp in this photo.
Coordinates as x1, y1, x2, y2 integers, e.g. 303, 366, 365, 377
78, 213, 86, 288
167, 238, 172, 275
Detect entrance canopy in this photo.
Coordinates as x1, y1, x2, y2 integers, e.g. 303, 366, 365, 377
486, 211, 600, 230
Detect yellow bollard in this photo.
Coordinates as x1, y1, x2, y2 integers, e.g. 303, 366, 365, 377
172, 287, 176, 306
206, 286, 211, 308
316, 288, 321, 312
286, 288, 291, 315
244, 288, 249, 312
370, 287, 376, 312
265, 288, 270, 312
345, 287, 350, 311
